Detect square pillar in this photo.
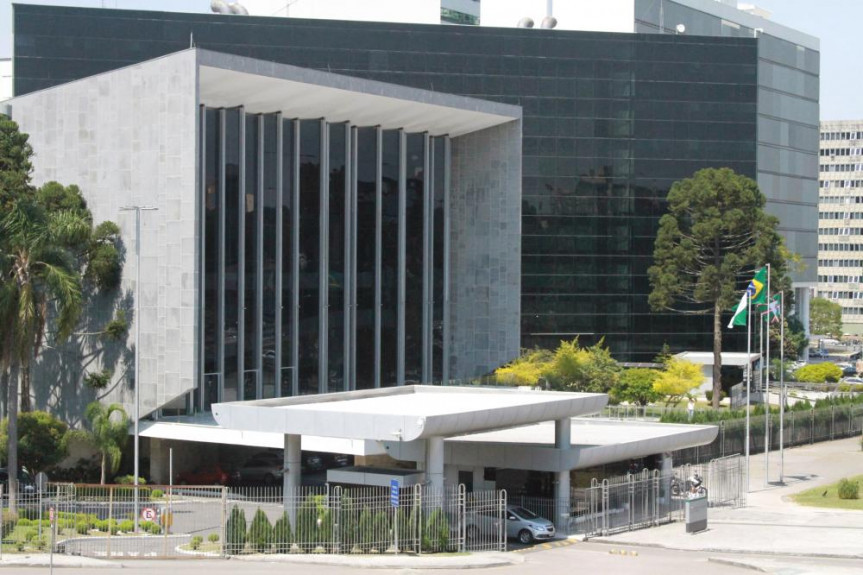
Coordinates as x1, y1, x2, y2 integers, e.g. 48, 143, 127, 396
283, 433, 301, 522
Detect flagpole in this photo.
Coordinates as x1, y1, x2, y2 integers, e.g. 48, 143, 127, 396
765, 264, 771, 486
746, 291, 752, 493
779, 291, 785, 484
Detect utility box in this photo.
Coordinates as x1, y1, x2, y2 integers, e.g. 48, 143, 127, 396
685, 495, 708, 533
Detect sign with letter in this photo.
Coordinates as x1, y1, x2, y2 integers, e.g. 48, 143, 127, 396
141, 507, 157, 522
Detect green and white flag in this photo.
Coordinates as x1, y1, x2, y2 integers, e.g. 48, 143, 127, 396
728, 267, 768, 328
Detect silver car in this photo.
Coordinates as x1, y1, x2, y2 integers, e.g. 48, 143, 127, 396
506, 505, 555, 544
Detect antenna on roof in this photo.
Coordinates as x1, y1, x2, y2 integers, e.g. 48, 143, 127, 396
190, 32, 195, 48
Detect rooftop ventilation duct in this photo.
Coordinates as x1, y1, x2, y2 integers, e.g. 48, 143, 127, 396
228, 3, 249, 15
210, 0, 230, 14
540, 16, 558, 29
517, 17, 535, 28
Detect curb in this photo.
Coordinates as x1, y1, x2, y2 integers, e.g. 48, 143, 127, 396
707, 557, 769, 573
588, 537, 863, 561
230, 552, 524, 569
511, 538, 580, 553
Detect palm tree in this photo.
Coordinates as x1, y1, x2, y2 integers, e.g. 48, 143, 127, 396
69, 402, 129, 485
0, 200, 87, 508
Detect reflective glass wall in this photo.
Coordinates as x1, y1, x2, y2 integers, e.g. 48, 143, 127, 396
198, 108, 451, 406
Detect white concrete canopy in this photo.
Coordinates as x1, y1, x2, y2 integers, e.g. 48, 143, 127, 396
439, 418, 719, 471
212, 385, 609, 442
196, 49, 521, 136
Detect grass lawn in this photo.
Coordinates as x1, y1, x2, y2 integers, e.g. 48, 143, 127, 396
792, 474, 863, 510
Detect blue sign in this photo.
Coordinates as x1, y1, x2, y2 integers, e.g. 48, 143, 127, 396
390, 479, 400, 508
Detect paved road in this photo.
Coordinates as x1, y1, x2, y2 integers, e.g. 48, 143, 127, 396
3, 544, 863, 575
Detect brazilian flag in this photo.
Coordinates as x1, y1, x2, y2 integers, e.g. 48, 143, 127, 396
728, 267, 768, 328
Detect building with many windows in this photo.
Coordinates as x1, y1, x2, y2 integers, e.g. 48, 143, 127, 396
817, 121, 863, 331
2, 2, 818, 482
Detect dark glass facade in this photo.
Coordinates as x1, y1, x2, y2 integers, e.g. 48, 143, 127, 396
14, 5, 759, 361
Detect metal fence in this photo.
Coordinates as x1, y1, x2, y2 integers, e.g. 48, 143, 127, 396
506, 455, 746, 539
672, 404, 863, 465
0, 482, 506, 558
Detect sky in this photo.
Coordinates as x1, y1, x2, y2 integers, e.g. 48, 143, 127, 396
0, 0, 858, 120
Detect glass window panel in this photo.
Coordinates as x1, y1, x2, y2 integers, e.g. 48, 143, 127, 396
223, 107, 241, 403
432, 137, 445, 383
262, 114, 278, 399
328, 123, 347, 393
281, 119, 294, 397
355, 127, 378, 389
404, 132, 424, 384
380, 130, 400, 387
298, 120, 321, 395
244, 114, 260, 400
203, 108, 220, 376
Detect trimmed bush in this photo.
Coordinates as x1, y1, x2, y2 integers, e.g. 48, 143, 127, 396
795, 363, 842, 383
422, 508, 450, 553
2, 510, 18, 534
119, 520, 134, 532
225, 506, 247, 555
143, 520, 162, 535
76, 522, 90, 535
151, 489, 164, 498
208, 532, 220, 544
371, 511, 389, 551
114, 475, 147, 485
272, 512, 292, 553
190, 535, 203, 550
358, 509, 374, 551
248, 508, 273, 553
838, 478, 859, 500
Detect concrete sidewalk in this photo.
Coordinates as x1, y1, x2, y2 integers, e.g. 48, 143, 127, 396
592, 436, 863, 559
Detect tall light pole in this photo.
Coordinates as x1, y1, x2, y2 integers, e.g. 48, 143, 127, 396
120, 205, 158, 533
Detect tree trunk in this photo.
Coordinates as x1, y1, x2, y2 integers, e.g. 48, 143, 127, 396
6, 364, 19, 514
19, 355, 32, 412
101, 452, 107, 485
713, 299, 723, 409
0, 367, 7, 419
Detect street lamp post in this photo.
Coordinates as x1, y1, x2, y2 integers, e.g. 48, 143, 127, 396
120, 205, 158, 533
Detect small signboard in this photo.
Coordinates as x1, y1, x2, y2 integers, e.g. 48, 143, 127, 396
390, 479, 400, 508
141, 507, 157, 522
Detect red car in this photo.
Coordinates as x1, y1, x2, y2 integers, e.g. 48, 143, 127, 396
177, 464, 231, 485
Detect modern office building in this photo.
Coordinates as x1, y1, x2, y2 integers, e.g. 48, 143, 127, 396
4, 1, 813, 484
817, 121, 863, 332
13, 3, 819, 368
237, 0, 481, 25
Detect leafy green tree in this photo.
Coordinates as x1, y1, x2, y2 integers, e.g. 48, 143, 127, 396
493, 348, 552, 386
653, 358, 704, 406
0, 410, 68, 475
549, 337, 621, 393
809, 297, 843, 337
1, 200, 86, 511
225, 506, 247, 555
0, 117, 38, 511
272, 512, 293, 553
648, 168, 789, 409
0, 115, 35, 210
247, 508, 273, 553
611, 368, 662, 406
795, 363, 842, 383
67, 402, 129, 485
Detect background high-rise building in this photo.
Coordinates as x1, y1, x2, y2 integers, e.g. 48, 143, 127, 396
817, 121, 863, 332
